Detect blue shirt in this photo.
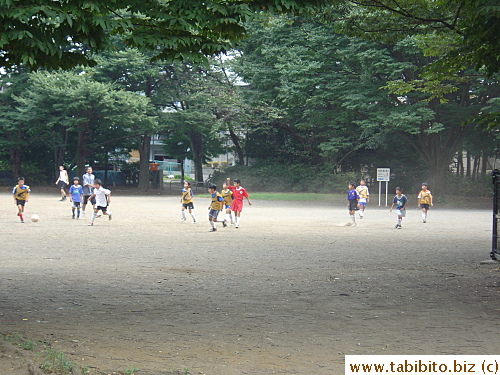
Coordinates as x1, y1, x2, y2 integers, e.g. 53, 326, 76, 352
393, 194, 408, 209
347, 189, 359, 200
69, 185, 84, 202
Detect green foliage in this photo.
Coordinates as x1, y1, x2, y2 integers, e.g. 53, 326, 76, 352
0, 0, 330, 70
444, 173, 493, 197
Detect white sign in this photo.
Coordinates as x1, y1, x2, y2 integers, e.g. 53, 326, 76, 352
377, 168, 391, 181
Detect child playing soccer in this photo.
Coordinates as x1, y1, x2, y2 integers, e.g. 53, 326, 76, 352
69, 177, 84, 219
356, 179, 370, 219
417, 182, 433, 223
12, 177, 30, 223
180, 181, 197, 223
390, 187, 408, 229
207, 184, 226, 232
221, 182, 234, 225
347, 182, 360, 226
226, 178, 252, 228
87, 179, 112, 226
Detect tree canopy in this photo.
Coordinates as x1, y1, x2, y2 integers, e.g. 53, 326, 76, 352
0, 0, 330, 70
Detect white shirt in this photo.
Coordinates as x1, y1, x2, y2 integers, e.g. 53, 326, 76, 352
93, 186, 111, 207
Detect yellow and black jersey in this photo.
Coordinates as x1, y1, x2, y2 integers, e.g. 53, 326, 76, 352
418, 190, 433, 205
12, 184, 30, 201
210, 192, 224, 211
181, 188, 194, 204
356, 185, 369, 199
221, 189, 233, 206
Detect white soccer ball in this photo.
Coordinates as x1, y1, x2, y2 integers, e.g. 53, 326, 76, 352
31, 214, 39, 222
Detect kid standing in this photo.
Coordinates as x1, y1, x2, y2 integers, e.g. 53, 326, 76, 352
226, 178, 252, 228
69, 177, 84, 219
12, 177, 30, 223
347, 182, 360, 226
87, 179, 112, 226
390, 187, 408, 229
221, 182, 234, 225
180, 181, 197, 223
356, 179, 370, 219
207, 184, 226, 232
55, 165, 69, 201
417, 182, 433, 223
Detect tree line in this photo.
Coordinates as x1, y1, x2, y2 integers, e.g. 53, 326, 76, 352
0, 0, 498, 196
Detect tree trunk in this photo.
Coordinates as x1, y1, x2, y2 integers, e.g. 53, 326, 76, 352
137, 134, 151, 190
466, 151, 472, 178
228, 125, 245, 165
481, 151, 488, 175
188, 130, 204, 183
76, 125, 91, 180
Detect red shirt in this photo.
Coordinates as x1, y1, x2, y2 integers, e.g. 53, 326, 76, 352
228, 186, 248, 201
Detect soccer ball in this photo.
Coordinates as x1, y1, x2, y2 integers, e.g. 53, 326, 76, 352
31, 214, 39, 222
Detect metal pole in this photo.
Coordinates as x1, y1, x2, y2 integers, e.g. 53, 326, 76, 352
491, 169, 499, 260
385, 181, 389, 207
378, 181, 382, 206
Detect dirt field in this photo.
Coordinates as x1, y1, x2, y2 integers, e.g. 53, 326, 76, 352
0, 191, 498, 375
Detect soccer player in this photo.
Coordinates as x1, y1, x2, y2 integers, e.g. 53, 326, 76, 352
82, 166, 96, 215
69, 177, 84, 219
226, 178, 252, 228
390, 187, 408, 229
347, 182, 360, 226
417, 182, 433, 223
221, 182, 234, 225
12, 177, 30, 223
180, 181, 197, 223
356, 179, 370, 219
207, 184, 226, 232
87, 179, 112, 226
55, 165, 69, 201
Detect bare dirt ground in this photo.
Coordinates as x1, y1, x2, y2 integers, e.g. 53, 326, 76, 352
0, 190, 498, 375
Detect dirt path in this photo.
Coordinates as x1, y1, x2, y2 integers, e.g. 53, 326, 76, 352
0, 192, 498, 374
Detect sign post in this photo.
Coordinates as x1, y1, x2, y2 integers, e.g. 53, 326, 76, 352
377, 168, 390, 206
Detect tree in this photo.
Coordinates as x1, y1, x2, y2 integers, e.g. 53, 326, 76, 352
13, 71, 156, 178
0, 0, 330, 70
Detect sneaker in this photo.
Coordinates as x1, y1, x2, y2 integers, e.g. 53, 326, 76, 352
222, 220, 227, 228
180, 217, 186, 222
235, 224, 239, 228
20, 220, 24, 223
209, 228, 217, 232
108, 212, 112, 221
72, 215, 75, 219
398, 225, 402, 229
423, 219, 426, 223
395, 224, 399, 228
192, 221, 197, 224
87, 223, 93, 226
96, 214, 101, 218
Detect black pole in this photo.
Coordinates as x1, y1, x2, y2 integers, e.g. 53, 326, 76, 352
491, 169, 499, 260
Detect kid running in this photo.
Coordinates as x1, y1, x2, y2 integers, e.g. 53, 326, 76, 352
417, 182, 433, 223
180, 181, 197, 223
12, 177, 30, 223
207, 184, 226, 232
221, 181, 234, 225
87, 179, 112, 226
226, 178, 252, 228
390, 187, 408, 229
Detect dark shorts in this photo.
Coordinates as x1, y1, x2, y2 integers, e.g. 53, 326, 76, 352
72, 201, 81, 208
16, 199, 26, 206
83, 195, 96, 205
348, 199, 358, 211
208, 209, 220, 219
59, 181, 68, 190
96, 206, 107, 213
182, 202, 194, 210
420, 204, 430, 210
